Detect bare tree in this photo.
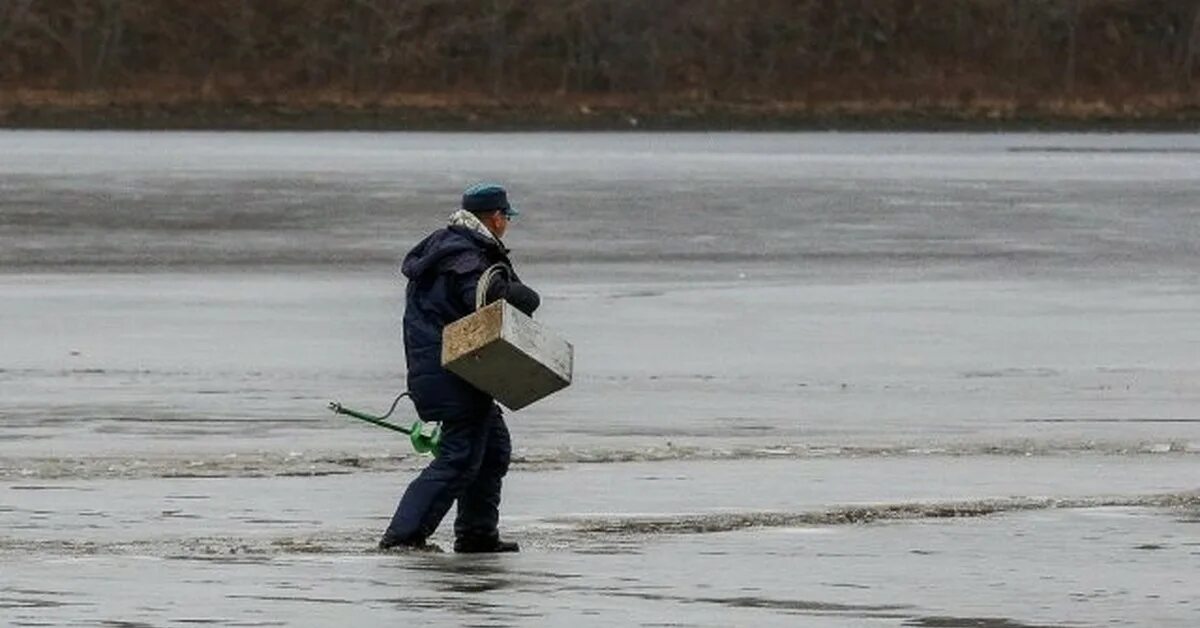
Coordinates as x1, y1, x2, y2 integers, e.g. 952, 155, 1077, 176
1064, 0, 1082, 94
1175, 0, 1200, 88
25, 0, 126, 89
0, 0, 34, 45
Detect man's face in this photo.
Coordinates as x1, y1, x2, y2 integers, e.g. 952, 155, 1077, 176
485, 210, 510, 239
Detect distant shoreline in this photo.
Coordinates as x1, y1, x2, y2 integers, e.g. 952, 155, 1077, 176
3, 93, 1199, 132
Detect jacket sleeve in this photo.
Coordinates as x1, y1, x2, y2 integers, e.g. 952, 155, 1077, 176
446, 252, 540, 316
492, 278, 540, 316
470, 270, 541, 317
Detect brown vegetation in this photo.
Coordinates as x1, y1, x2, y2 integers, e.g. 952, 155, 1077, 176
1, 0, 1199, 128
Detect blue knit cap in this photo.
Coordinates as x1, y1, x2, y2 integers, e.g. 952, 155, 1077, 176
462, 183, 519, 217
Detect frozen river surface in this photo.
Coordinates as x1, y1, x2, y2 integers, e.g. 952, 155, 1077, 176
1, 131, 1198, 626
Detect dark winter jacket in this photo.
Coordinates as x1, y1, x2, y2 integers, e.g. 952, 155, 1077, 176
400, 224, 540, 423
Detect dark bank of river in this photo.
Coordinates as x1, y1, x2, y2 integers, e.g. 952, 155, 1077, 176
3, 95, 1200, 131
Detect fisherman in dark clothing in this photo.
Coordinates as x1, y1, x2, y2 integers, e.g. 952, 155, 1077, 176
379, 183, 539, 553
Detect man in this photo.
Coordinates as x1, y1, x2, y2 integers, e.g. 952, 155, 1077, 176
379, 183, 539, 553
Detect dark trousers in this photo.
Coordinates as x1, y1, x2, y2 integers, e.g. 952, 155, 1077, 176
382, 404, 511, 544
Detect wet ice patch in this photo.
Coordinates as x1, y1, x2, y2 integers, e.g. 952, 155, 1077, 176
553, 493, 1200, 536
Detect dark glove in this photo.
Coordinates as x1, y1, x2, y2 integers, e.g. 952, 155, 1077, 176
485, 276, 540, 316
504, 281, 540, 316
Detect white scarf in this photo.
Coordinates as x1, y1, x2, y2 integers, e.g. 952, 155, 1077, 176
448, 209, 499, 244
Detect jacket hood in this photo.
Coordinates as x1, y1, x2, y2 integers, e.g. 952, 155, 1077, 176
400, 224, 503, 280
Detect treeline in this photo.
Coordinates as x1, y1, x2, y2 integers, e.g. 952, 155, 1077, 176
1, 0, 1199, 125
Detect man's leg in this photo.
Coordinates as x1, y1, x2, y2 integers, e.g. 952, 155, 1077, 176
453, 405, 514, 551
380, 413, 490, 547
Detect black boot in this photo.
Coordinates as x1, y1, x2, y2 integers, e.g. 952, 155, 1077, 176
453, 536, 520, 553
378, 536, 444, 553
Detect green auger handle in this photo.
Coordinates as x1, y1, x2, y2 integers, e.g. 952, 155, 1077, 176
327, 393, 441, 455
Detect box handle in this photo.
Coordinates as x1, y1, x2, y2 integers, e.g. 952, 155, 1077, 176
475, 263, 512, 311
